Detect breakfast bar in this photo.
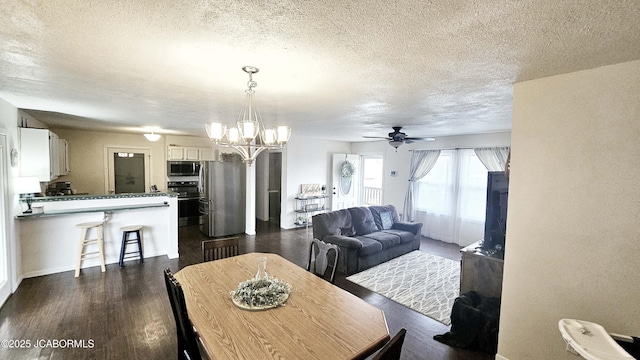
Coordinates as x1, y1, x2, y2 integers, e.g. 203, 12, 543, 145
15, 193, 179, 278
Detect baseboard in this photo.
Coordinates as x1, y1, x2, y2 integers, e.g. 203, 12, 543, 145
495, 354, 509, 360
21, 252, 166, 279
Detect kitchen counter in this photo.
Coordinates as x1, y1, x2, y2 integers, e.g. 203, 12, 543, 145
22, 191, 177, 202
15, 202, 170, 219
15, 193, 179, 279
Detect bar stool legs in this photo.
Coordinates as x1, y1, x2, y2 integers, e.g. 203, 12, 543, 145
75, 221, 106, 277
119, 225, 144, 268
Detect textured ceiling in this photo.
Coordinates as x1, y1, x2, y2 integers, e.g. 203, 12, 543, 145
1, 1, 639, 142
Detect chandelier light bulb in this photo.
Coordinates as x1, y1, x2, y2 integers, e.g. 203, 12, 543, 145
239, 120, 259, 141
262, 128, 276, 145
276, 126, 291, 144
206, 122, 226, 141
227, 127, 240, 144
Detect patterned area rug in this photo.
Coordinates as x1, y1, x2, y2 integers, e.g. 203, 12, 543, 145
346, 250, 460, 325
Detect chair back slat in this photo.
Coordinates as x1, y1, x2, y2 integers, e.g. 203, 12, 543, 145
202, 237, 240, 262
308, 238, 339, 283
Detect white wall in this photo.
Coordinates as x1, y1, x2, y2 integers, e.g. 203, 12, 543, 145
282, 135, 351, 229
497, 60, 640, 359
352, 132, 511, 216
0, 98, 22, 294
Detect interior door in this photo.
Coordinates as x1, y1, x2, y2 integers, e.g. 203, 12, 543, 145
268, 152, 282, 225
0, 134, 12, 306
105, 147, 151, 194
331, 153, 360, 210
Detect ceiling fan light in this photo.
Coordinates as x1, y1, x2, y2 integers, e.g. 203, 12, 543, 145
389, 140, 403, 149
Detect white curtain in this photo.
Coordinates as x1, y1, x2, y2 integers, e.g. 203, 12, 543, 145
415, 149, 488, 246
402, 150, 440, 222
474, 147, 510, 171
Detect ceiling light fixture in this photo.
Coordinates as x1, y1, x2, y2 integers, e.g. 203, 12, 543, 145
205, 66, 291, 165
143, 130, 161, 142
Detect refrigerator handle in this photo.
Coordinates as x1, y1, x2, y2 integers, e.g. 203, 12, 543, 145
197, 163, 204, 194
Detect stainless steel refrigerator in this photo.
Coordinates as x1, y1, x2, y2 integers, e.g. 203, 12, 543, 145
198, 160, 246, 237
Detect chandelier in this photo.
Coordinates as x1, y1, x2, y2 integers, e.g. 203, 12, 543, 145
205, 66, 291, 165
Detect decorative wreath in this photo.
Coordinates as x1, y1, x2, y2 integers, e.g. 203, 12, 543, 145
230, 278, 291, 309
340, 161, 355, 179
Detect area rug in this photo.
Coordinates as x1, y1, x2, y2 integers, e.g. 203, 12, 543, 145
346, 250, 459, 325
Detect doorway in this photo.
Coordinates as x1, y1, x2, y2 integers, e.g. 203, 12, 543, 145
361, 155, 384, 206
268, 152, 282, 225
105, 147, 151, 194
0, 134, 12, 306
331, 154, 360, 210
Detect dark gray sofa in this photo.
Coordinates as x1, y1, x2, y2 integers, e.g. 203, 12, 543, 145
312, 205, 423, 275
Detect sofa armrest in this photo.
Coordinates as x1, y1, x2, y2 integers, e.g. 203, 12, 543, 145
323, 235, 363, 249
391, 221, 423, 235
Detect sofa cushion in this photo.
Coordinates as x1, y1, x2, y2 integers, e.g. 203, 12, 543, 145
362, 231, 401, 249
381, 229, 415, 244
341, 226, 356, 236
379, 211, 393, 230
312, 209, 352, 239
348, 207, 378, 235
354, 236, 384, 256
370, 205, 400, 230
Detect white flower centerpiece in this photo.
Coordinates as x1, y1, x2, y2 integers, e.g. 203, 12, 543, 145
230, 256, 291, 310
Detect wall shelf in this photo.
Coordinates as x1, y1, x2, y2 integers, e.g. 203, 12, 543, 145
294, 195, 328, 228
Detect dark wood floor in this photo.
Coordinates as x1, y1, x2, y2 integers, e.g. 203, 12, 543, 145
0, 222, 494, 360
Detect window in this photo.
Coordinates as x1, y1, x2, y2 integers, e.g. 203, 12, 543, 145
361, 156, 383, 206
416, 149, 488, 246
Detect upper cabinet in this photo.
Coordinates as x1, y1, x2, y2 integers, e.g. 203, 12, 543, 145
167, 146, 216, 161
167, 146, 200, 160
20, 128, 69, 182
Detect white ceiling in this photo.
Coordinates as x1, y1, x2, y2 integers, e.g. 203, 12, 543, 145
1, 1, 639, 142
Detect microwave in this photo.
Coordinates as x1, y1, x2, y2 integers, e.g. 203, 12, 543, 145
167, 161, 201, 176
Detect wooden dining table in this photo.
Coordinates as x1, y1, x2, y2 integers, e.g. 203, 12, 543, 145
174, 252, 390, 360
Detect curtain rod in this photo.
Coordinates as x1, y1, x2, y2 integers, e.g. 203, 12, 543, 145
408, 147, 472, 151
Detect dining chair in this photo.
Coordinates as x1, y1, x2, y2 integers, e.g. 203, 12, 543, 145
163, 268, 203, 360
372, 328, 407, 360
307, 238, 339, 283
202, 236, 239, 262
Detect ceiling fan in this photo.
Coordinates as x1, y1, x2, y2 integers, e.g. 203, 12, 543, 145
363, 126, 435, 149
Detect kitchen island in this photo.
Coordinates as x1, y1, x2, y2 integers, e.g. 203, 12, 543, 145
15, 192, 178, 279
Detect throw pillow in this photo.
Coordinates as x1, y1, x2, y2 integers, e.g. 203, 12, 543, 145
341, 226, 355, 236
380, 211, 393, 230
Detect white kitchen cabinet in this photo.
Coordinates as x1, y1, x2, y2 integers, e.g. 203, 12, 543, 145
20, 128, 68, 182
167, 146, 184, 160
184, 147, 199, 160
199, 147, 216, 161
167, 146, 201, 160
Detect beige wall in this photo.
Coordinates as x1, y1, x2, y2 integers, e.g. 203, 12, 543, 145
497, 60, 640, 359
52, 129, 170, 194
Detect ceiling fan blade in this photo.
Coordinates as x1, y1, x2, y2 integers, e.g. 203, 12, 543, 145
363, 136, 391, 139
405, 137, 436, 141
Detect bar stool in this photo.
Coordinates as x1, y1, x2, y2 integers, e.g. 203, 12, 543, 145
119, 225, 144, 267
75, 221, 106, 277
